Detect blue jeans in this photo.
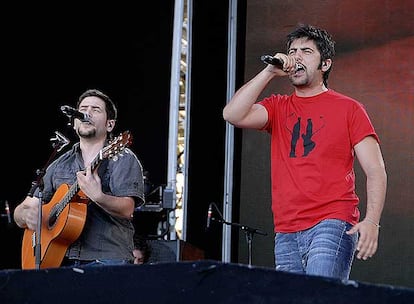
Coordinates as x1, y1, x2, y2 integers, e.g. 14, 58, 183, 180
274, 219, 358, 281
64, 259, 131, 267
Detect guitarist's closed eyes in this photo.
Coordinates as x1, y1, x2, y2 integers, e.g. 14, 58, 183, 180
13, 89, 146, 269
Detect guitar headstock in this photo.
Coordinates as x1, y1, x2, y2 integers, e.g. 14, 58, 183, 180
102, 131, 133, 161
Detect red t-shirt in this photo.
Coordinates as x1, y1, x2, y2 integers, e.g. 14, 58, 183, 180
259, 89, 379, 233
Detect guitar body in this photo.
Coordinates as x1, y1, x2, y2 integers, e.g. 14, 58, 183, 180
21, 184, 89, 269
21, 131, 132, 269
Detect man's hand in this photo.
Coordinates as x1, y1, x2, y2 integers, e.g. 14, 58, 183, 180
346, 219, 380, 260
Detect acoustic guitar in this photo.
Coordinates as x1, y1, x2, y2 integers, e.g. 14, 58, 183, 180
21, 131, 133, 269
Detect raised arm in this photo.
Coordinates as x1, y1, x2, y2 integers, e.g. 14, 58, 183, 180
223, 53, 295, 129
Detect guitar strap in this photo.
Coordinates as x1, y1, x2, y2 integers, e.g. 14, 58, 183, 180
97, 158, 109, 178
96, 158, 110, 194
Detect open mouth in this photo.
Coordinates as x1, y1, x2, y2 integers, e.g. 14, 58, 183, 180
293, 63, 305, 76
294, 63, 304, 73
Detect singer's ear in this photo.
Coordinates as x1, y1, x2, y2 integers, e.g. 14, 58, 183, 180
321, 59, 332, 71
107, 120, 115, 131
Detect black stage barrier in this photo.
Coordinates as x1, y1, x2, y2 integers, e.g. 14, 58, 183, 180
0, 260, 413, 304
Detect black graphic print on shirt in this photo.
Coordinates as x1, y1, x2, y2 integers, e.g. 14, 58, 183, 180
286, 114, 325, 158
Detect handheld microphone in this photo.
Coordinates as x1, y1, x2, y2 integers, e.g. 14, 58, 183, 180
261, 55, 284, 69
60, 105, 90, 122
206, 203, 213, 229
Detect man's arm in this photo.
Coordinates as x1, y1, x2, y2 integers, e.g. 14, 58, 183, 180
13, 196, 40, 230
223, 53, 294, 129
76, 166, 136, 219
347, 136, 387, 260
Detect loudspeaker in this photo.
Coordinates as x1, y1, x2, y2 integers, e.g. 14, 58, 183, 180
147, 240, 204, 263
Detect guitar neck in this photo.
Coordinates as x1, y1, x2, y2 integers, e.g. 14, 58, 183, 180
51, 132, 131, 220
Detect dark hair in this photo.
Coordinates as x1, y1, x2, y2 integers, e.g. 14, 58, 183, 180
133, 234, 151, 263
286, 24, 335, 87
77, 88, 118, 120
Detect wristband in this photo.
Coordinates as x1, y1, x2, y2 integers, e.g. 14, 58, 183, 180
365, 218, 381, 228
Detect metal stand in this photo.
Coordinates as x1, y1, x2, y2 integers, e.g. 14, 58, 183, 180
1, 201, 12, 224
27, 131, 70, 269
207, 202, 267, 266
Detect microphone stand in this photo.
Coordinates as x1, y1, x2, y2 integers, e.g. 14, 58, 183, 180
27, 131, 70, 269
1, 201, 12, 224
208, 203, 267, 266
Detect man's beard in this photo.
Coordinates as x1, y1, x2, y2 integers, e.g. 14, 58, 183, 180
289, 72, 309, 87
78, 128, 96, 139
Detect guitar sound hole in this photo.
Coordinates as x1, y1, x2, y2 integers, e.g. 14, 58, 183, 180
48, 209, 58, 228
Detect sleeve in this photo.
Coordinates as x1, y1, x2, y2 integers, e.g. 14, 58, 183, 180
257, 94, 278, 132
108, 148, 145, 207
350, 102, 380, 147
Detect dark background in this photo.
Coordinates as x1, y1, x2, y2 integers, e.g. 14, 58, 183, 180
0, 2, 174, 268
0, 0, 231, 270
